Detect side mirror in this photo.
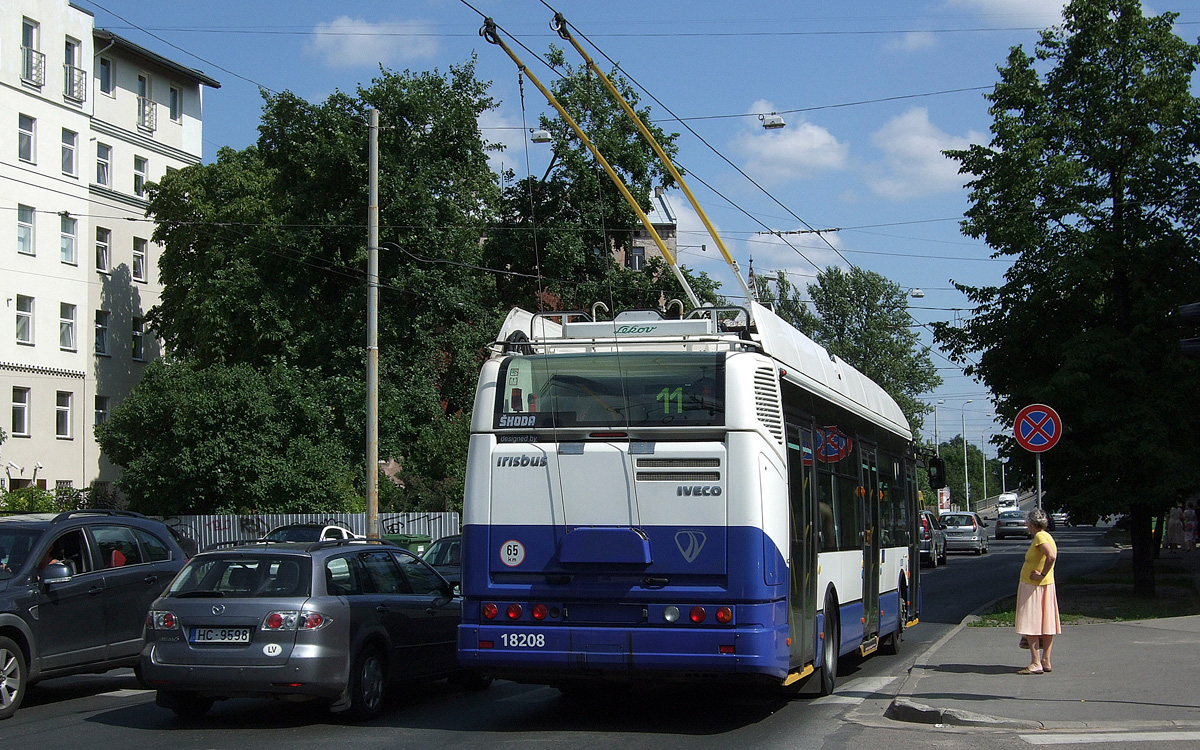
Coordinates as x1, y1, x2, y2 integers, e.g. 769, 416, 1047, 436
41, 562, 73, 584
927, 457, 946, 490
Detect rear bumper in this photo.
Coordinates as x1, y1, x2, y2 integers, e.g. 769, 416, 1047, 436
140, 642, 349, 699
945, 536, 984, 551
457, 622, 790, 682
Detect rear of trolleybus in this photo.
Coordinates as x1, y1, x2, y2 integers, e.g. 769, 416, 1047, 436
458, 312, 817, 689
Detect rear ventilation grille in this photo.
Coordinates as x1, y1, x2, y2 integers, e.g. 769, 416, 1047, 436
754, 366, 785, 446
636, 472, 721, 482
636, 458, 720, 468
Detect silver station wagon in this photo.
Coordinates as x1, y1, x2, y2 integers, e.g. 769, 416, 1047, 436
140, 538, 489, 719
939, 511, 989, 555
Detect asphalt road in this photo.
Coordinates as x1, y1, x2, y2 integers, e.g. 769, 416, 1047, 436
1, 524, 1164, 750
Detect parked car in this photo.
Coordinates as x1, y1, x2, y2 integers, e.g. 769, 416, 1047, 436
1050, 510, 1070, 528
994, 509, 1031, 539
420, 534, 461, 587
939, 511, 989, 555
0, 510, 188, 720
262, 523, 361, 543
140, 538, 488, 719
918, 510, 948, 567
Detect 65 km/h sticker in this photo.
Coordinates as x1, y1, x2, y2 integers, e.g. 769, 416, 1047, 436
500, 540, 525, 567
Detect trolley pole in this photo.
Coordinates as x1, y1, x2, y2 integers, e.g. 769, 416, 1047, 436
366, 108, 380, 539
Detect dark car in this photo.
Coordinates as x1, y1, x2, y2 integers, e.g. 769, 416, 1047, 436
0, 510, 188, 719
939, 511, 989, 555
420, 534, 461, 586
262, 523, 361, 543
140, 538, 488, 719
918, 510, 948, 567
995, 509, 1031, 539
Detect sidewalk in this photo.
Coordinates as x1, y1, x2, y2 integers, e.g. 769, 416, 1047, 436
886, 548, 1200, 730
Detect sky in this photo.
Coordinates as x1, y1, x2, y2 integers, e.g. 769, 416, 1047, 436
77, 0, 1200, 461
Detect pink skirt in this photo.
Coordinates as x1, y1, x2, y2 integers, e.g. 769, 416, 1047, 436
1015, 581, 1061, 636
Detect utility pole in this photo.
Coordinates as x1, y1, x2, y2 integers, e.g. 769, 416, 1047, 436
962, 400, 973, 510
366, 109, 380, 538
981, 431, 987, 507
934, 399, 944, 457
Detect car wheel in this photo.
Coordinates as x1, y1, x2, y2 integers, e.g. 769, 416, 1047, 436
819, 592, 839, 696
157, 690, 213, 719
347, 645, 387, 720
0, 636, 27, 720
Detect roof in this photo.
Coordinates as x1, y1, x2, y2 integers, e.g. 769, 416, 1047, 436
93, 29, 222, 89
645, 190, 676, 227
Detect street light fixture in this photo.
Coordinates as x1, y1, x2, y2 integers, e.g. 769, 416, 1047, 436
759, 112, 786, 129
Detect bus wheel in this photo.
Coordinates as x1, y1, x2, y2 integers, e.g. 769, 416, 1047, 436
819, 594, 839, 696
880, 588, 905, 656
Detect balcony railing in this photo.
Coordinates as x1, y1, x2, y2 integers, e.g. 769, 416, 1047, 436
21, 47, 45, 87
64, 63, 87, 102
138, 96, 157, 132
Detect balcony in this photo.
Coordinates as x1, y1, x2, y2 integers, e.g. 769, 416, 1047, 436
64, 64, 87, 102
21, 46, 45, 87
138, 96, 157, 132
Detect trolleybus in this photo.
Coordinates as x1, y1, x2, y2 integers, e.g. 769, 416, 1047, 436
457, 302, 921, 694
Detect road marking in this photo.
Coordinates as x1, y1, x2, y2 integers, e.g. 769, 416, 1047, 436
1020, 731, 1200, 745
99, 689, 149, 698
813, 676, 900, 705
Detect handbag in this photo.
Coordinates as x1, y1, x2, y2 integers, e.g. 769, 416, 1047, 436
1018, 636, 1030, 649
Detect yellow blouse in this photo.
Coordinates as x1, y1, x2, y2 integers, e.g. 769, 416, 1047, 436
1020, 530, 1055, 585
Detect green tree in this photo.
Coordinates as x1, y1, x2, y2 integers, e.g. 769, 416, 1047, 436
97, 359, 360, 515
760, 267, 942, 435
938, 0, 1200, 594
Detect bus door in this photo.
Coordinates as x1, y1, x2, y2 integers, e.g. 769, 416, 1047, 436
861, 446, 881, 641
906, 462, 920, 622
785, 423, 817, 668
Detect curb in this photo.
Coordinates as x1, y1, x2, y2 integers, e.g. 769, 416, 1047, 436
884, 697, 1042, 729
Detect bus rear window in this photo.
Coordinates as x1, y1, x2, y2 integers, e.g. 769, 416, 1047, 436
495, 352, 725, 429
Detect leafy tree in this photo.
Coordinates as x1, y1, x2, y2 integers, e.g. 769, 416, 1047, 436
97, 359, 360, 515
937, 0, 1200, 594
760, 267, 942, 435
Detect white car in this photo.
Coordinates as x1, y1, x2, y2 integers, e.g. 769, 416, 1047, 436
996, 492, 1019, 510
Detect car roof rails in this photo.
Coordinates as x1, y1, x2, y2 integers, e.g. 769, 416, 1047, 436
51, 509, 148, 524
201, 539, 287, 552
307, 538, 398, 553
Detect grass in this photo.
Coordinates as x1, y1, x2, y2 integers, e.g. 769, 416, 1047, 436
970, 554, 1200, 626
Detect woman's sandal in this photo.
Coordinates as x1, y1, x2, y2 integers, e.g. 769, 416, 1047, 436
1042, 664, 1052, 673
1017, 667, 1044, 675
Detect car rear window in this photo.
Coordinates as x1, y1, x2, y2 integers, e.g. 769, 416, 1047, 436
168, 555, 312, 598
942, 515, 973, 525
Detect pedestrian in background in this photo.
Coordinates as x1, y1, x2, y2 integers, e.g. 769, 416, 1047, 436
1165, 504, 1185, 553
1015, 508, 1059, 675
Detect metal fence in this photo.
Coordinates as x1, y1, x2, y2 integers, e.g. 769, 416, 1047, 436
155, 512, 460, 552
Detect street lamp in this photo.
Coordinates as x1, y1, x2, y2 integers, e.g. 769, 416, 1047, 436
962, 400, 973, 509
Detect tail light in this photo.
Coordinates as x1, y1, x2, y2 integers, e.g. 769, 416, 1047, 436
689, 606, 706, 623
146, 611, 178, 630
482, 603, 498, 620
715, 606, 733, 624
263, 610, 331, 631
506, 603, 523, 620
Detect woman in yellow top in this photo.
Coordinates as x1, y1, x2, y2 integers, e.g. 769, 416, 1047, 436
1015, 508, 1060, 674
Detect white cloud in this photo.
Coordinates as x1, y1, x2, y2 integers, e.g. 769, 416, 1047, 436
887, 31, 937, 52
306, 17, 438, 69
733, 100, 849, 185
942, 0, 1066, 25
865, 107, 984, 200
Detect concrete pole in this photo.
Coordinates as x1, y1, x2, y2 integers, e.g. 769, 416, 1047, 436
962, 400, 973, 509
981, 431, 987, 507
366, 109, 380, 539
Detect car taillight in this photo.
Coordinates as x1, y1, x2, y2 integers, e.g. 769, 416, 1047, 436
147, 611, 177, 630
299, 612, 329, 630
263, 611, 300, 630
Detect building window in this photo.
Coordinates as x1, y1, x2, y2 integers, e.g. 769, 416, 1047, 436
56, 392, 72, 439
170, 87, 182, 122
133, 238, 148, 282
137, 75, 156, 131
95, 395, 110, 426
63, 38, 85, 102
95, 310, 110, 355
61, 128, 77, 176
629, 245, 646, 271
132, 317, 145, 361
96, 227, 111, 272
17, 205, 35, 255
96, 143, 111, 186
60, 214, 77, 265
59, 303, 76, 351
98, 57, 114, 95
18, 114, 35, 163
21, 19, 44, 87
12, 387, 31, 437
16, 296, 34, 345
134, 156, 148, 197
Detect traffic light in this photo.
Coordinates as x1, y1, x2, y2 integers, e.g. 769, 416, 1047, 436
1179, 303, 1200, 357
927, 457, 946, 489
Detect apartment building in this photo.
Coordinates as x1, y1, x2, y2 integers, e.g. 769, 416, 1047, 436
1, 1, 219, 492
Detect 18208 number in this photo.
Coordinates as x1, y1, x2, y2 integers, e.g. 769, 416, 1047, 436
501, 633, 545, 648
